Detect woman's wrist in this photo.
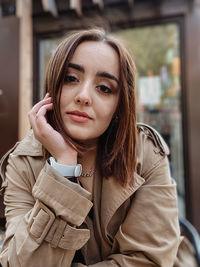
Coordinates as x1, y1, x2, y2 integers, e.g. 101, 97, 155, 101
56, 158, 77, 165
54, 151, 78, 166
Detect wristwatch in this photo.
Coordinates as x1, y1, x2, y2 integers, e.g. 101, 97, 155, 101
49, 157, 82, 177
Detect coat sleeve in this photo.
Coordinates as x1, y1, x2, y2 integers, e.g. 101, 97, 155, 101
0, 153, 93, 267
73, 136, 182, 266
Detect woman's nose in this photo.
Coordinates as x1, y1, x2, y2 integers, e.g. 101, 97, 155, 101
74, 85, 92, 106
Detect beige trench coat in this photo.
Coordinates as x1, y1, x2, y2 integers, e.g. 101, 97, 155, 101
0, 124, 181, 267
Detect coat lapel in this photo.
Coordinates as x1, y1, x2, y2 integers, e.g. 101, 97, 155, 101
100, 172, 145, 232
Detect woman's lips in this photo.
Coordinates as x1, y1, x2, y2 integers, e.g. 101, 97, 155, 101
67, 110, 91, 123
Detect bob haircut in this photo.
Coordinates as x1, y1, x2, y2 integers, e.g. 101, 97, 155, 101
44, 28, 137, 187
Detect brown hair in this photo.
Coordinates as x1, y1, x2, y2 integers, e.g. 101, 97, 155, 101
44, 28, 137, 187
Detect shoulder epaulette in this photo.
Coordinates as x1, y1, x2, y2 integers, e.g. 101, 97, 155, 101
137, 123, 170, 156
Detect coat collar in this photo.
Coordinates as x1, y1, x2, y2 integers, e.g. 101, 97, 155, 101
0, 130, 42, 184
100, 172, 145, 231
14, 130, 43, 157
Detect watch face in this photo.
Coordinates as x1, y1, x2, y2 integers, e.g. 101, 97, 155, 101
75, 164, 82, 177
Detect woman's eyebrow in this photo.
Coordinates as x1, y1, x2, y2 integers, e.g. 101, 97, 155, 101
97, 71, 119, 84
68, 63, 119, 84
68, 63, 84, 72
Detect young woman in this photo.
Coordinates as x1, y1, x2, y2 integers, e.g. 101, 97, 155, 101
0, 29, 181, 266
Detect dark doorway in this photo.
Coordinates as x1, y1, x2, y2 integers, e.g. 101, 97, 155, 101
0, 16, 19, 220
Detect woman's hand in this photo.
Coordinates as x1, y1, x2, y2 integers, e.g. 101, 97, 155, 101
28, 93, 77, 165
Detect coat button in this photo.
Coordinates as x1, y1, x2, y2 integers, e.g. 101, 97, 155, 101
154, 147, 160, 154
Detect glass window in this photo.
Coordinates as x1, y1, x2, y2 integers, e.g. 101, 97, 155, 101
114, 24, 185, 217
39, 37, 63, 100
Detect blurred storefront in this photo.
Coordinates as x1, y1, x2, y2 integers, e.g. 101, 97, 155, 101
0, 0, 200, 232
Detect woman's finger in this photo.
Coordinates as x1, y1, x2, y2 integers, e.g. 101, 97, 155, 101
44, 92, 50, 99
28, 97, 52, 132
35, 103, 53, 125
29, 103, 53, 142
28, 97, 52, 123
31, 97, 52, 115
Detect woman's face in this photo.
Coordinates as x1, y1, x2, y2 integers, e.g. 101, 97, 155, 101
59, 41, 120, 143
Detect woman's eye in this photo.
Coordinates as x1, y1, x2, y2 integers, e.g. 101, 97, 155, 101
64, 75, 78, 83
98, 85, 112, 94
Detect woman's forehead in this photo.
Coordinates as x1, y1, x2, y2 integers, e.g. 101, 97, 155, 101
69, 41, 120, 77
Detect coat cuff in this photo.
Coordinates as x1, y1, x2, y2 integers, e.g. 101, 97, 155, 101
32, 162, 93, 226
27, 200, 90, 248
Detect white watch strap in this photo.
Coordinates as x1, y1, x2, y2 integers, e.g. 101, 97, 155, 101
49, 157, 82, 177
